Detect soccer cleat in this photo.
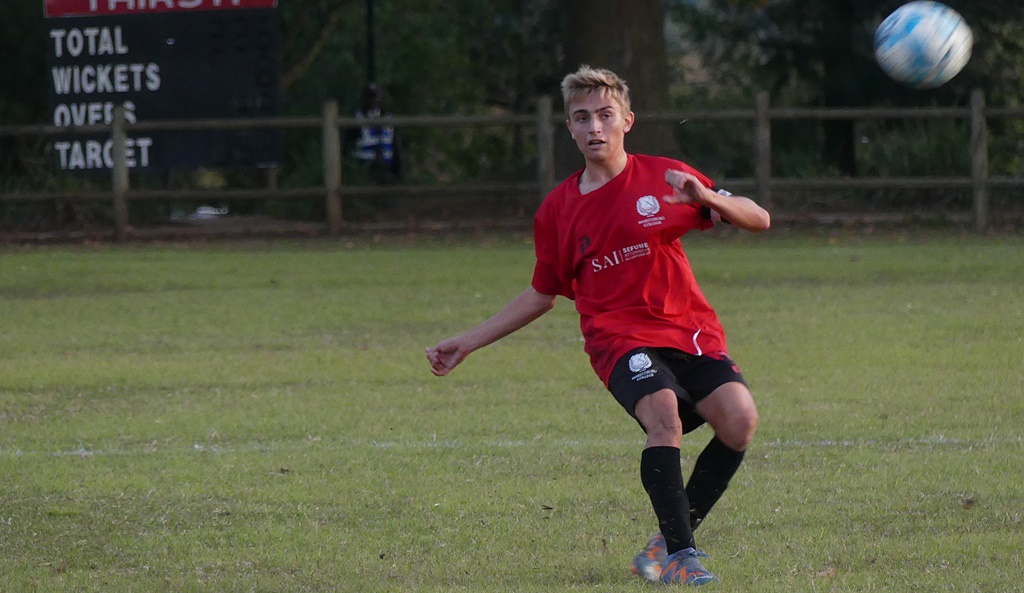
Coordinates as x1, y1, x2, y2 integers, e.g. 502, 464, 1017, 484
630, 532, 667, 583
659, 547, 719, 586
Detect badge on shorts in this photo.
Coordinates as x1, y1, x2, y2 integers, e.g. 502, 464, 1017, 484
628, 352, 658, 381
628, 353, 652, 373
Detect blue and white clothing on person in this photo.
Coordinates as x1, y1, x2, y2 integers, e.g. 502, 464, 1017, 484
351, 108, 395, 164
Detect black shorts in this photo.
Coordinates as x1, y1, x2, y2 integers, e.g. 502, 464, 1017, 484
607, 347, 747, 434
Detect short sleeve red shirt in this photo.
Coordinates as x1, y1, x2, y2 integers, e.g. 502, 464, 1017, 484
532, 153, 728, 386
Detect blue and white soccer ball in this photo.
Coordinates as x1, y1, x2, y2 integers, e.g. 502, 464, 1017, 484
874, 1, 973, 89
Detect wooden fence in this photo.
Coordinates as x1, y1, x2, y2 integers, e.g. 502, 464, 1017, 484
1, 90, 1022, 239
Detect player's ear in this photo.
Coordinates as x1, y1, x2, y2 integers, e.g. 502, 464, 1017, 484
565, 118, 578, 142
623, 111, 635, 132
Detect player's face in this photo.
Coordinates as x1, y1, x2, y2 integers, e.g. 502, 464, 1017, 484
566, 91, 634, 164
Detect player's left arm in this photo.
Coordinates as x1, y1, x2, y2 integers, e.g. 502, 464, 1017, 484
664, 169, 770, 233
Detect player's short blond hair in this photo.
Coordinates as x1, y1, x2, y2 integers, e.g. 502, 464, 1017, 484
560, 65, 631, 116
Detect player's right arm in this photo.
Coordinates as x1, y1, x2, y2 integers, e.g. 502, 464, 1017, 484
426, 287, 557, 377
664, 169, 771, 233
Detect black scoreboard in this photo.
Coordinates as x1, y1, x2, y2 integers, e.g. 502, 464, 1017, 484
44, 0, 281, 171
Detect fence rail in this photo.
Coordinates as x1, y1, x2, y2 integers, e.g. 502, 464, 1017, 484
2, 90, 1023, 238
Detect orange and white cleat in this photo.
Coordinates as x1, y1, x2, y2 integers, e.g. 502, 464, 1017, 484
630, 532, 667, 582
659, 547, 718, 586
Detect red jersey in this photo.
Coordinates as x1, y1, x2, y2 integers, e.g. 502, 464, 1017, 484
531, 153, 728, 386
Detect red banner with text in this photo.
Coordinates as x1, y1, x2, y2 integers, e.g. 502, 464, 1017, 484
45, 0, 277, 18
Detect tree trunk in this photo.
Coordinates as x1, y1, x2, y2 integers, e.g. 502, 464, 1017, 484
555, 0, 673, 177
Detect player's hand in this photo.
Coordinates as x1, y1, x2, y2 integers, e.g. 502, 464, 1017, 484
425, 338, 470, 377
663, 169, 710, 206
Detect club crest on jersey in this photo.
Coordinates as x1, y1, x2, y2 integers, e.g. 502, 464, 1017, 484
636, 195, 660, 217
636, 195, 666, 228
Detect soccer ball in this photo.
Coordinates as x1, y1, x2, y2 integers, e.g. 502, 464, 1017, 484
874, 1, 973, 89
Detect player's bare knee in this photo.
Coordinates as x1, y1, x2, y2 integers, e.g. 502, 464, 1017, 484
640, 404, 683, 440
636, 389, 682, 445
645, 414, 683, 441
720, 408, 758, 451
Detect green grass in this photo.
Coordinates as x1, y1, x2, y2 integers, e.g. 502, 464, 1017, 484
1, 233, 1022, 592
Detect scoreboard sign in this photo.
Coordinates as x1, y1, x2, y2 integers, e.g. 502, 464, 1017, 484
44, 0, 281, 171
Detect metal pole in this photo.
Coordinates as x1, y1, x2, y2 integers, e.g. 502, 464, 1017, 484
366, 0, 376, 84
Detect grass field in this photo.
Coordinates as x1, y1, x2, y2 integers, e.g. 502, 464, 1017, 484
1, 231, 1022, 592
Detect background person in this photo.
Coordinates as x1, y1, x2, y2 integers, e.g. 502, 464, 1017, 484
345, 83, 402, 184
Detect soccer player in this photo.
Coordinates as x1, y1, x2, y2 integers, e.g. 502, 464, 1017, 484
426, 65, 770, 586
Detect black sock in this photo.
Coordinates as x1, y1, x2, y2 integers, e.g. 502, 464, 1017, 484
685, 436, 745, 530
640, 446, 694, 554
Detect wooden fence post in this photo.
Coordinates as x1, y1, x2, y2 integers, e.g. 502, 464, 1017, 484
969, 88, 989, 231
754, 91, 772, 209
323, 100, 343, 234
111, 105, 129, 241
535, 95, 555, 201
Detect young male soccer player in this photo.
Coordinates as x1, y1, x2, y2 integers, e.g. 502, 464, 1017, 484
426, 65, 770, 586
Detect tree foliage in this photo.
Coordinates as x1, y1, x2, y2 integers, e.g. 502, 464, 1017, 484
276, 0, 564, 118
2, 1, 1022, 228
667, 0, 1024, 175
